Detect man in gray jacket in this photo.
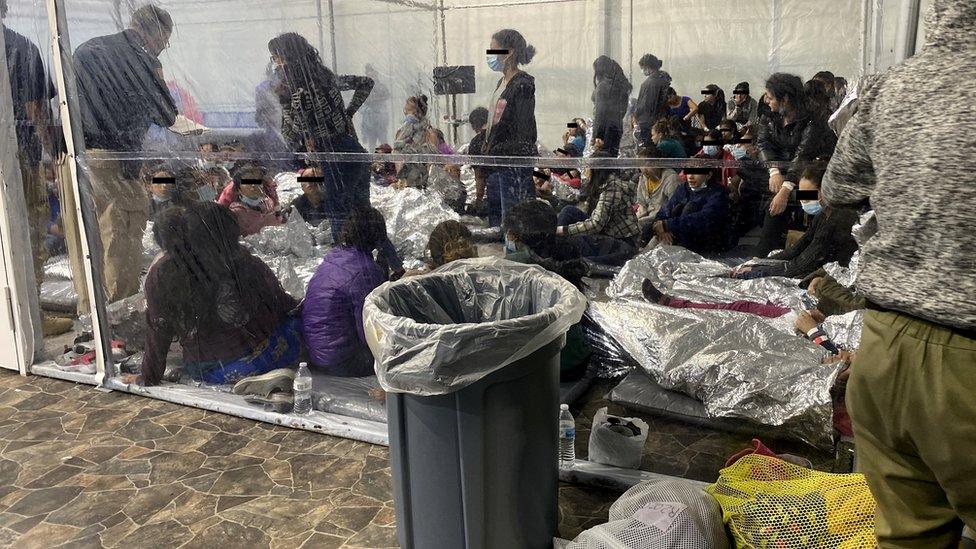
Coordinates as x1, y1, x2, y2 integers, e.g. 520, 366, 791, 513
822, 1, 976, 546
632, 53, 670, 149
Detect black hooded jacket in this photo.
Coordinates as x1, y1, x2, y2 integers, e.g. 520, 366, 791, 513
485, 71, 538, 157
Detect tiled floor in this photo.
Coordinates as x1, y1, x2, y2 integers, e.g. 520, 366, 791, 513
0, 371, 618, 548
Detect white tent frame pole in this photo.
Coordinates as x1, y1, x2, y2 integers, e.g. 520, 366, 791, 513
0, 15, 36, 374
894, 0, 922, 63
45, 0, 114, 384
327, 0, 338, 71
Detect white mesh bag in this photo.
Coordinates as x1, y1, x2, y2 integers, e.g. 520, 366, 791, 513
566, 479, 729, 549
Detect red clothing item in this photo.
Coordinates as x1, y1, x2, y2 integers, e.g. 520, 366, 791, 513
167, 81, 203, 124
663, 297, 790, 318
216, 180, 280, 208
684, 149, 737, 188
141, 252, 298, 386
557, 172, 581, 189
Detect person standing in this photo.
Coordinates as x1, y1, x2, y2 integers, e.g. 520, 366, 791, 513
359, 64, 390, 150
269, 32, 403, 278
73, 5, 178, 302
2, 0, 56, 294
632, 53, 671, 149
483, 28, 537, 228
591, 55, 631, 156
822, 1, 976, 546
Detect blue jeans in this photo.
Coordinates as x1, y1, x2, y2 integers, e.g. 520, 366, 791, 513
184, 317, 303, 385
487, 167, 533, 227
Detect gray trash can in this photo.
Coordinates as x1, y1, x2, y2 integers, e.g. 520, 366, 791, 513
363, 259, 587, 549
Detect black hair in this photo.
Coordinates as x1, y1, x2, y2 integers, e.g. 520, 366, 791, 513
637, 146, 664, 159
593, 55, 632, 95
638, 53, 662, 71
469, 107, 489, 129
764, 72, 807, 114
491, 29, 536, 65
583, 151, 616, 212
268, 33, 337, 99
230, 162, 269, 189
702, 128, 724, 143
667, 86, 677, 98
812, 70, 836, 87
804, 78, 831, 120
651, 117, 680, 138
426, 220, 476, 268
408, 94, 429, 118
152, 202, 273, 339
130, 5, 173, 35
339, 205, 388, 252
703, 84, 726, 110
503, 201, 587, 287
834, 76, 848, 93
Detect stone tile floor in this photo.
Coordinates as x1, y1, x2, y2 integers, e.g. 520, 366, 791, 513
0, 371, 619, 548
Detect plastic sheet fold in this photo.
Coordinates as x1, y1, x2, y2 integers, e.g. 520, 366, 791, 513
591, 246, 842, 446
364, 258, 586, 395
370, 184, 459, 270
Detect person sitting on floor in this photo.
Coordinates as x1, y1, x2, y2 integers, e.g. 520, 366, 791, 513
290, 167, 328, 225
635, 146, 680, 241
731, 167, 859, 280
425, 220, 478, 270
650, 117, 687, 158
370, 144, 398, 187
145, 161, 194, 220
427, 127, 456, 155
651, 166, 731, 254
227, 164, 285, 237
503, 200, 590, 381
302, 206, 389, 377
556, 151, 640, 265
129, 202, 302, 387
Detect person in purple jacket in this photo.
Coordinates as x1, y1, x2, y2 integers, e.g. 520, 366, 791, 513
303, 206, 389, 377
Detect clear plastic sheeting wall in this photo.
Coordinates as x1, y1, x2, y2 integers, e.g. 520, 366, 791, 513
0, 0, 914, 436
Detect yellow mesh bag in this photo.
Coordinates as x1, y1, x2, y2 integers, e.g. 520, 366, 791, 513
706, 454, 877, 548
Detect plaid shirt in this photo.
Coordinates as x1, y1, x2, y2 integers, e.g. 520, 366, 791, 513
567, 174, 640, 240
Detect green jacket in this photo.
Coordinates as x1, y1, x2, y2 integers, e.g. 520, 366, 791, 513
801, 268, 866, 317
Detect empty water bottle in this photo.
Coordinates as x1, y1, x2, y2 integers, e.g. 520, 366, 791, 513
558, 404, 576, 468
293, 362, 313, 415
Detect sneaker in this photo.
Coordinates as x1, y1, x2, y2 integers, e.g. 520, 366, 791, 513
641, 279, 669, 305
232, 368, 297, 397
244, 390, 294, 414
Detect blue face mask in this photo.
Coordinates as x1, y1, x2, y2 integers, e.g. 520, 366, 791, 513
241, 195, 264, 208
802, 201, 823, 216
731, 146, 749, 160
703, 145, 720, 156
487, 54, 505, 72
404, 114, 418, 125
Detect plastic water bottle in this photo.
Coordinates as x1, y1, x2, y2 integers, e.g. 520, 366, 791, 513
293, 363, 313, 415
558, 404, 576, 468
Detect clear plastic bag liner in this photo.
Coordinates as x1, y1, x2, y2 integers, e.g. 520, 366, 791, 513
565, 477, 729, 549
363, 257, 586, 395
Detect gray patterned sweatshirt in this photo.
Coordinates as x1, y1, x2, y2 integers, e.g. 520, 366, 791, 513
822, 0, 976, 331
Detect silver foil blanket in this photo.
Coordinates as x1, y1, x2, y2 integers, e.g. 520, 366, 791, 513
370, 184, 459, 271
593, 246, 850, 447
244, 211, 329, 300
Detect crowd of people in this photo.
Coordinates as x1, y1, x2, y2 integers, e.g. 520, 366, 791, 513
4, 1, 974, 545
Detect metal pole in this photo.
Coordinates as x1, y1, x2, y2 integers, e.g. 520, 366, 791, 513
894, 0, 922, 62
45, 0, 114, 384
315, 0, 326, 60
438, 0, 457, 145
0, 11, 40, 373
327, 0, 338, 71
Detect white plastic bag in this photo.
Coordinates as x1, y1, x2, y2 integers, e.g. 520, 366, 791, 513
587, 407, 649, 469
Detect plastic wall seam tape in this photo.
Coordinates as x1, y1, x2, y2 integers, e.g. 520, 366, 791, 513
363, 257, 586, 396
587, 407, 649, 470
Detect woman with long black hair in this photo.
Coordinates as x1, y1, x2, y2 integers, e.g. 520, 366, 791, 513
133, 202, 302, 387
269, 32, 403, 277
591, 55, 632, 156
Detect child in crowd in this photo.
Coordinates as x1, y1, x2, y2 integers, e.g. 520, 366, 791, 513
394, 94, 436, 188
227, 164, 285, 237
503, 200, 590, 381
466, 107, 491, 212
302, 206, 389, 377
145, 161, 195, 220
650, 118, 686, 158
556, 152, 640, 265
691, 129, 735, 187
727, 127, 768, 240
635, 146, 680, 239
427, 127, 456, 155
290, 167, 328, 225
731, 168, 858, 279
370, 144, 398, 187
130, 203, 302, 387
425, 220, 477, 270
651, 167, 731, 254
